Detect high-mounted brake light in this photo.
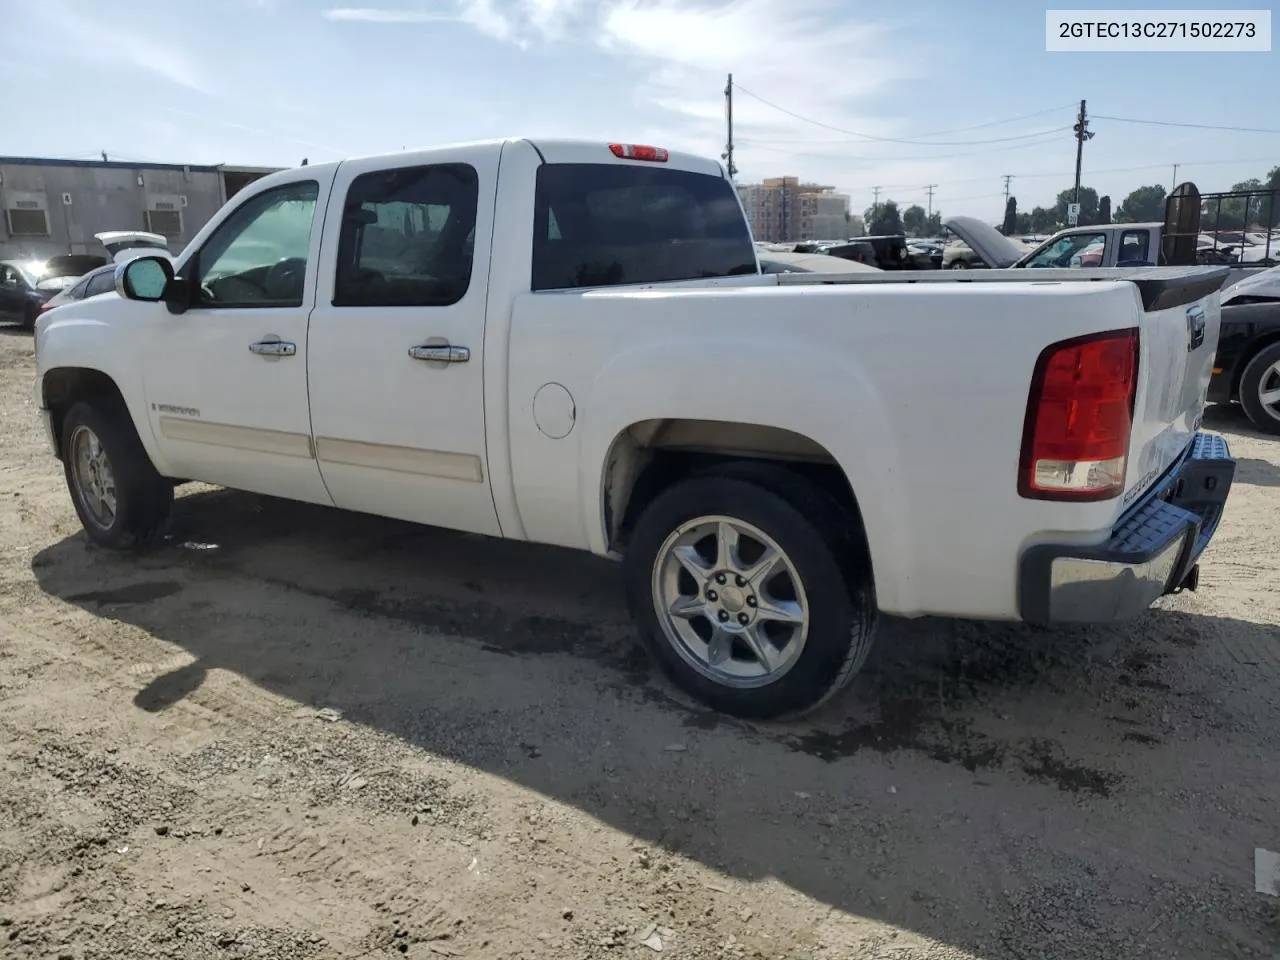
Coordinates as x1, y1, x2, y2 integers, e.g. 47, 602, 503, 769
608, 143, 669, 162
1018, 328, 1139, 501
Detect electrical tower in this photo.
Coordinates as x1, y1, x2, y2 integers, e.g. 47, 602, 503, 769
1072, 99, 1094, 204
722, 73, 737, 178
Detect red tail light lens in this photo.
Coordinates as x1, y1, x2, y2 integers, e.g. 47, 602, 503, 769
1019, 328, 1139, 501
608, 143, 669, 162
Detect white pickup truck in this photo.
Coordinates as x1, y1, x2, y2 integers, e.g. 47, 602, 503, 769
34, 138, 1237, 718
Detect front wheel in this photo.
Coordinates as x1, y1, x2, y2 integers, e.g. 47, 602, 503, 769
623, 472, 877, 719
947, 259, 968, 270
61, 401, 174, 549
1238, 341, 1280, 436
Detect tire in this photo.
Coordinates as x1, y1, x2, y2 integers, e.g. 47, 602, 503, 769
623, 468, 878, 719
1237, 341, 1280, 436
948, 259, 968, 270
60, 400, 173, 549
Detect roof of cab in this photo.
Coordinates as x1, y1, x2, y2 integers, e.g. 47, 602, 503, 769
238, 137, 727, 188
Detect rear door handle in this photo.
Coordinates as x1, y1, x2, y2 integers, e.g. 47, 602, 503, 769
408, 344, 470, 363
249, 339, 296, 357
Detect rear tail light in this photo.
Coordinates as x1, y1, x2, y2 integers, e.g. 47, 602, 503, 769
1019, 328, 1139, 501
608, 143, 669, 162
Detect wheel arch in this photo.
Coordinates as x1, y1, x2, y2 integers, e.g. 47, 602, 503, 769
1231, 329, 1280, 400
591, 416, 908, 613
41, 366, 166, 473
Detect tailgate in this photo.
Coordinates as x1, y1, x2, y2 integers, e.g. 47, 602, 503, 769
1122, 270, 1228, 509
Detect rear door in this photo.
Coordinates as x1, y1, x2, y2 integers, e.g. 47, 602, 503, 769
306, 146, 502, 537
1122, 272, 1226, 506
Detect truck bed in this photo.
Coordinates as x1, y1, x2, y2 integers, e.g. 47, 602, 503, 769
776, 265, 1231, 311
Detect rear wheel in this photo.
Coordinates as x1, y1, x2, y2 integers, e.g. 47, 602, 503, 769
61, 401, 173, 549
948, 259, 968, 270
623, 469, 877, 719
1238, 341, 1280, 435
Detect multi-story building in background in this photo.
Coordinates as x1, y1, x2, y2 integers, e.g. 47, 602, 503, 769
737, 176, 857, 243
0, 156, 280, 261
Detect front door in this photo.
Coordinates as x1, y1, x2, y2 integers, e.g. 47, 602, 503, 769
0, 265, 26, 321
139, 174, 334, 506
306, 148, 501, 536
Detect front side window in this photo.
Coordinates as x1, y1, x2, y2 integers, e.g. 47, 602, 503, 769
191, 180, 319, 308
334, 163, 479, 308
0, 266, 18, 287
531, 163, 757, 291
1023, 232, 1106, 269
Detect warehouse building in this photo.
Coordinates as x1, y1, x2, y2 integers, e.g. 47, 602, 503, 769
0, 156, 281, 261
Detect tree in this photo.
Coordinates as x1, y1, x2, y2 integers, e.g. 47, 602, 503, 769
1115, 185, 1166, 223
1001, 197, 1018, 235
924, 212, 942, 235
1095, 195, 1111, 225
1030, 206, 1058, 233
864, 200, 904, 236
901, 204, 927, 236
1266, 166, 1280, 228
1015, 212, 1033, 233
1055, 186, 1098, 225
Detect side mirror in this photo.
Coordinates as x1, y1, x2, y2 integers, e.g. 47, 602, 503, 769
115, 256, 174, 302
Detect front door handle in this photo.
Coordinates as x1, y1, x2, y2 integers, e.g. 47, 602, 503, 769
408, 344, 470, 363
249, 339, 296, 357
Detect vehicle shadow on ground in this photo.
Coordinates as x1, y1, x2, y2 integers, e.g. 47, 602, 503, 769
29, 488, 1278, 957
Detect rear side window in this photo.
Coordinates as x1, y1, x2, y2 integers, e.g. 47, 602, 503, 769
334, 163, 479, 308
531, 163, 757, 291
85, 270, 117, 298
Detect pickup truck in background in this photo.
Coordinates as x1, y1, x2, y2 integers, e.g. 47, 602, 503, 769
34, 138, 1237, 719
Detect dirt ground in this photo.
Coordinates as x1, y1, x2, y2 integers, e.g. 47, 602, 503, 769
1, 326, 1278, 960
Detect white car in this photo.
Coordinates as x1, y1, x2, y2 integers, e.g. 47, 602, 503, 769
35, 137, 1236, 718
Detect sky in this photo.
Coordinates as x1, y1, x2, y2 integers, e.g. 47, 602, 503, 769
3, 0, 1278, 221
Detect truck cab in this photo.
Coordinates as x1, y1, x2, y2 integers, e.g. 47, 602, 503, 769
1017, 223, 1162, 268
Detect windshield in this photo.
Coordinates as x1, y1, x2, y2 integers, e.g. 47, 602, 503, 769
531, 163, 757, 290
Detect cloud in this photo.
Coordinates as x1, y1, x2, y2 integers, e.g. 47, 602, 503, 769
324, 0, 585, 45
21, 0, 213, 94
598, 0, 916, 150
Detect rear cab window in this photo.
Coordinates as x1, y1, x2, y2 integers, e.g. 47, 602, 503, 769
531, 164, 757, 291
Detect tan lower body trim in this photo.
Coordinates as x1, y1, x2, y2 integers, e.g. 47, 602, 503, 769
314, 437, 484, 483
158, 416, 315, 459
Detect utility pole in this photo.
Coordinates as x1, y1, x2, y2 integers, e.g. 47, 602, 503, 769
722, 73, 737, 179
871, 186, 881, 226
1072, 99, 1093, 205
1171, 163, 1179, 190
925, 184, 937, 222
1002, 174, 1013, 206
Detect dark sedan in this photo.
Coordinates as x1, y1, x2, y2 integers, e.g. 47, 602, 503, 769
1208, 271, 1280, 433
0, 256, 107, 329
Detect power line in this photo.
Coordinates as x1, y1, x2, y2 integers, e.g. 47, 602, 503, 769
752, 103, 1079, 143
739, 126, 1069, 146
732, 83, 1075, 147
1093, 114, 1280, 136
742, 130, 1070, 164
830, 155, 1280, 194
